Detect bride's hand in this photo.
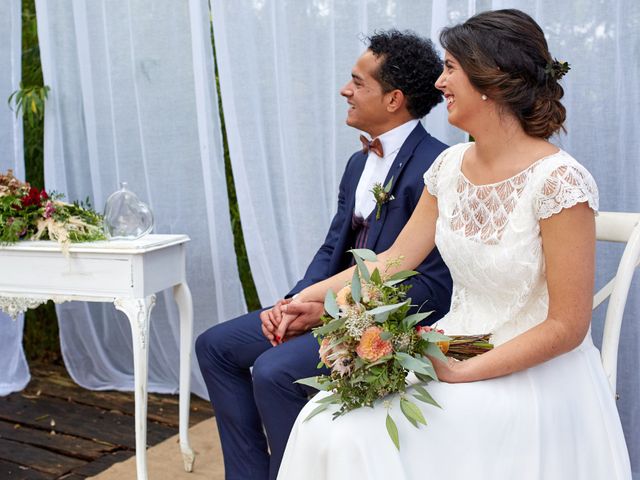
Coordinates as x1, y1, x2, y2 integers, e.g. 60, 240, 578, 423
428, 355, 465, 383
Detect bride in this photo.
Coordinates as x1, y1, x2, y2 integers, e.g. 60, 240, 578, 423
276, 9, 631, 480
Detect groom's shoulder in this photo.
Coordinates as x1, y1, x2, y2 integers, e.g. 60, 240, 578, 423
414, 131, 448, 159
408, 129, 448, 169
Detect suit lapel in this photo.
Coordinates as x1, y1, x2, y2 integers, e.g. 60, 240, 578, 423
365, 123, 428, 249
345, 151, 368, 218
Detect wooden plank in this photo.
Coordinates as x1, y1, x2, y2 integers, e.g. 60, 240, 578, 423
0, 459, 54, 479
0, 419, 116, 461
0, 437, 86, 476
69, 450, 134, 477
0, 394, 177, 449
26, 365, 213, 427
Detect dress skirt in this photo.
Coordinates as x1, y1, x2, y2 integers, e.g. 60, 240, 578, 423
277, 336, 631, 479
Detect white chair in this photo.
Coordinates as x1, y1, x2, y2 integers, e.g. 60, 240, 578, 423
592, 211, 640, 398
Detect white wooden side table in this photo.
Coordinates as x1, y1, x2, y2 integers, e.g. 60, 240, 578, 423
0, 234, 195, 479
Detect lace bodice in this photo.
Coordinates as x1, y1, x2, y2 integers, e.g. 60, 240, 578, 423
424, 143, 598, 345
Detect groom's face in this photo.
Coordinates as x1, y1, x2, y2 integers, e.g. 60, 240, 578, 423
340, 50, 391, 137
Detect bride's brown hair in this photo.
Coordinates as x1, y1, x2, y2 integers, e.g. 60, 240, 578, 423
440, 9, 566, 139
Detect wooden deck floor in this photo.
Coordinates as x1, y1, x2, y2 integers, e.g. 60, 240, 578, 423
0, 363, 213, 479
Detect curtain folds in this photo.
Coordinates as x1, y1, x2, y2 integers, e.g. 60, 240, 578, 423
213, 0, 639, 473
0, 0, 30, 397
211, 0, 468, 306
34, 0, 246, 398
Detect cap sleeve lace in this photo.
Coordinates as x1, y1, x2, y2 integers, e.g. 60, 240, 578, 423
423, 154, 445, 197
423, 144, 467, 197
534, 161, 599, 220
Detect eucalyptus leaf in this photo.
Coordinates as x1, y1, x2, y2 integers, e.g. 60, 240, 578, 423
314, 317, 346, 336
351, 268, 361, 303
370, 268, 382, 285
387, 270, 419, 282
324, 289, 339, 319
367, 302, 407, 317
415, 371, 437, 384
401, 312, 432, 329
349, 248, 378, 262
412, 384, 441, 409
395, 352, 437, 378
294, 376, 331, 391
386, 413, 400, 450
400, 398, 427, 426
424, 341, 448, 363
420, 330, 451, 343
304, 403, 329, 422
379, 331, 393, 341
316, 393, 341, 404
352, 254, 371, 282
384, 176, 394, 193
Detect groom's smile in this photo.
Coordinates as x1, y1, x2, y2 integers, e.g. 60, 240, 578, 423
340, 50, 391, 138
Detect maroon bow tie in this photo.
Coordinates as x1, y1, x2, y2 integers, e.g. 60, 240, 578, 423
360, 135, 384, 158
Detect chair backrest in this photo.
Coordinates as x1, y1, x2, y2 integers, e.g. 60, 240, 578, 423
593, 211, 640, 397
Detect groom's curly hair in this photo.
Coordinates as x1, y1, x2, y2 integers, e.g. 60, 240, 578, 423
367, 30, 443, 119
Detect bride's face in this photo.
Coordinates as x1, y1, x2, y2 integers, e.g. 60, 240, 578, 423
435, 51, 487, 132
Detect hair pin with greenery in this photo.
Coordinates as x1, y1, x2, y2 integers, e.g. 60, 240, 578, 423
545, 59, 570, 80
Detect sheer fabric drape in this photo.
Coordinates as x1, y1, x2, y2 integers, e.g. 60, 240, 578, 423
211, 0, 468, 305
213, 0, 639, 473
0, 0, 29, 397
34, 0, 246, 397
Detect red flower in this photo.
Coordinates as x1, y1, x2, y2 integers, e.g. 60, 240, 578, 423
18, 187, 49, 209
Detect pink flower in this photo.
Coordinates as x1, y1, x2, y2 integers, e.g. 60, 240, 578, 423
44, 200, 55, 219
415, 325, 444, 335
356, 326, 393, 362
319, 338, 348, 368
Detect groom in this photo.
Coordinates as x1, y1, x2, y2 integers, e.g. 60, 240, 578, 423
196, 30, 452, 480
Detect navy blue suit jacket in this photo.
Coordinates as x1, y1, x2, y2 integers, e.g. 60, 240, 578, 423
287, 123, 452, 320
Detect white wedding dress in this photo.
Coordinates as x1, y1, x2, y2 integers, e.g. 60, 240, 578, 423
277, 143, 632, 479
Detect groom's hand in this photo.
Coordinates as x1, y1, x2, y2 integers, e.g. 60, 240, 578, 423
260, 298, 292, 346
275, 301, 324, 343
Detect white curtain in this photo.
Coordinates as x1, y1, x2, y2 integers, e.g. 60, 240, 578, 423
211, 0, 470, 306
213, 0, 639, 474
35, 0, 246, 398
0, 0, 29, 397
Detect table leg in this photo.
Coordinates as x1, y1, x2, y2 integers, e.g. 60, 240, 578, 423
115, 295, 156, 480
173, 282, 195, 472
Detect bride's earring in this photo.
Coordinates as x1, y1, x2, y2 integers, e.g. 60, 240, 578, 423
481, 94, 488, 101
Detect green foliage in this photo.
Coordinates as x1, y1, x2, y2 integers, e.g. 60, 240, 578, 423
210, 18, 260, 311
8, 83, 49, 128
16, 0, 60, 363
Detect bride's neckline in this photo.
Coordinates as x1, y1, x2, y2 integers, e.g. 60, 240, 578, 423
458, 142, 563, 188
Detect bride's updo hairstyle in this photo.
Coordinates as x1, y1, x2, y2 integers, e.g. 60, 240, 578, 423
440, 9, 566, 139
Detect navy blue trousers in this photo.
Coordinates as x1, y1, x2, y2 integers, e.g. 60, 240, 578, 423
195, 308, 328, 480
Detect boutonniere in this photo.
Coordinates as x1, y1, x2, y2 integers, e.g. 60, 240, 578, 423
370, 176, 394, 220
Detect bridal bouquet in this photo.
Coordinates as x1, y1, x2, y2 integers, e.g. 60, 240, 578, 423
297, 249, 492, 449
0, 169, 105, 252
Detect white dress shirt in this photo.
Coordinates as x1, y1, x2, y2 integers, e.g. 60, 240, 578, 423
354, 119, 419, 219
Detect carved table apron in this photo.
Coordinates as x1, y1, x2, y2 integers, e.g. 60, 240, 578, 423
0, 234, 195, 479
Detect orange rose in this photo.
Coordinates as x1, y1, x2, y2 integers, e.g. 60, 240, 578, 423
356, 326, 393, 362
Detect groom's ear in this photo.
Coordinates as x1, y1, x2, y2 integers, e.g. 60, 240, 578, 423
385, 89, 406, 114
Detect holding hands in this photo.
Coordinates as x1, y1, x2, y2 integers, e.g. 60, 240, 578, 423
260, 297, 324, 346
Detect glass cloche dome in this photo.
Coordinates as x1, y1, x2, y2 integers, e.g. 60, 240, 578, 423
103, 182, 154, 240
